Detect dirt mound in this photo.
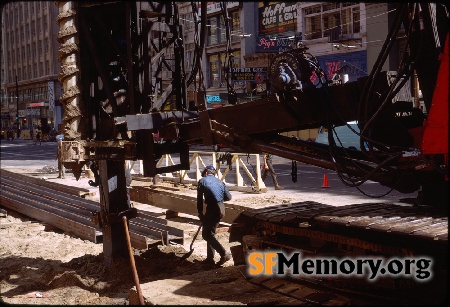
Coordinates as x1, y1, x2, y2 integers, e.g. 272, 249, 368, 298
0, 208, 224, 305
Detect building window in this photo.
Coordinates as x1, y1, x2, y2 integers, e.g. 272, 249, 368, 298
207, 17, 219, 45
184, 43, 194, 73
207, 15, 226, 46
303, 3, 360, 41
230, 10, 240, 42
207, 11, 240, 46
182, 13, 194, 31
208, 50, 240, 88
208, 54, 220, 87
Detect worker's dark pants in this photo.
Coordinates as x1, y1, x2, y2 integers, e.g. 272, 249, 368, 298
202, 211, 226, 260
262, 160, 279, 186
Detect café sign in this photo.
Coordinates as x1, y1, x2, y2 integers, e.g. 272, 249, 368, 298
259, 2, 297, 35
231, 67, 267, 82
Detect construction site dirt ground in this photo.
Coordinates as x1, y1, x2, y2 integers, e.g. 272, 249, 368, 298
0, 166, 416, 305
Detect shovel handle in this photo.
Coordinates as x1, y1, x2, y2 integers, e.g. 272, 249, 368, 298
190, 224, 202, 250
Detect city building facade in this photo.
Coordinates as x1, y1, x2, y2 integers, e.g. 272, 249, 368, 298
1, 1, 63, 135
178, 1, 258, 108
1, 2, 413, 140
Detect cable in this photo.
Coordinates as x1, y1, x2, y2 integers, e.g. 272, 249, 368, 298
220, 2, 237, 104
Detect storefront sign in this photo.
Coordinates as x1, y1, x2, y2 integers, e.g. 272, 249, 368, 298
207, 2, 239, 14
312, 50, 367, 83
255, 36, 297, 53
28, 102, 48, 107
206, 95, 222, 103
26, 109, 41, 116
232, 67, 267, 81
259, 2, 297, 35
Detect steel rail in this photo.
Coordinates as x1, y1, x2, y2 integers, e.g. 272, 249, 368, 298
0, 171, 185, 248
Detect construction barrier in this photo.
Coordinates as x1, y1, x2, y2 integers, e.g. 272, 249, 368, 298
128, 151, 267, 193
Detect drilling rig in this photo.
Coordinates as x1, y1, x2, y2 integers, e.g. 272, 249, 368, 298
54, 4, 447, 297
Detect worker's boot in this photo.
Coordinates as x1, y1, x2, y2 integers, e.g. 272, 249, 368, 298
217, 252, 232, 266
203, 257, 215, 265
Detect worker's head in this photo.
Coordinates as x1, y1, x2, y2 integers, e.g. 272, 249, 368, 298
202, 165, 216, 177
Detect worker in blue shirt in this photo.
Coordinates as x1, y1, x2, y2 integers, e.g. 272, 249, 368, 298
197, 165, 232, 266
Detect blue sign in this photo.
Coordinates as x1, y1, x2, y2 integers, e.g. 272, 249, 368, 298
206, 95, 221, 103
314, 50, 368, 83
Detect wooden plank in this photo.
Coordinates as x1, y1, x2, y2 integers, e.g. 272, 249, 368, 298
129, 187, 245, 224
133, 185, 250, 213
129, 231, 152, 250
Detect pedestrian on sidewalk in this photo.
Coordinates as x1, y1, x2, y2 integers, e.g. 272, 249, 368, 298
7, 128, 14, 141
261, 152, 283, 190
197, 165, 233, 266
35, 131, 41, 145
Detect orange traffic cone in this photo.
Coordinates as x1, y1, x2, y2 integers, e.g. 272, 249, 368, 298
321, 174, 330, 188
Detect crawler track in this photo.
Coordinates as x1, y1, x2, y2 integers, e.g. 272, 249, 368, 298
230, 201, 448, 304
0, 170, 184, 248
